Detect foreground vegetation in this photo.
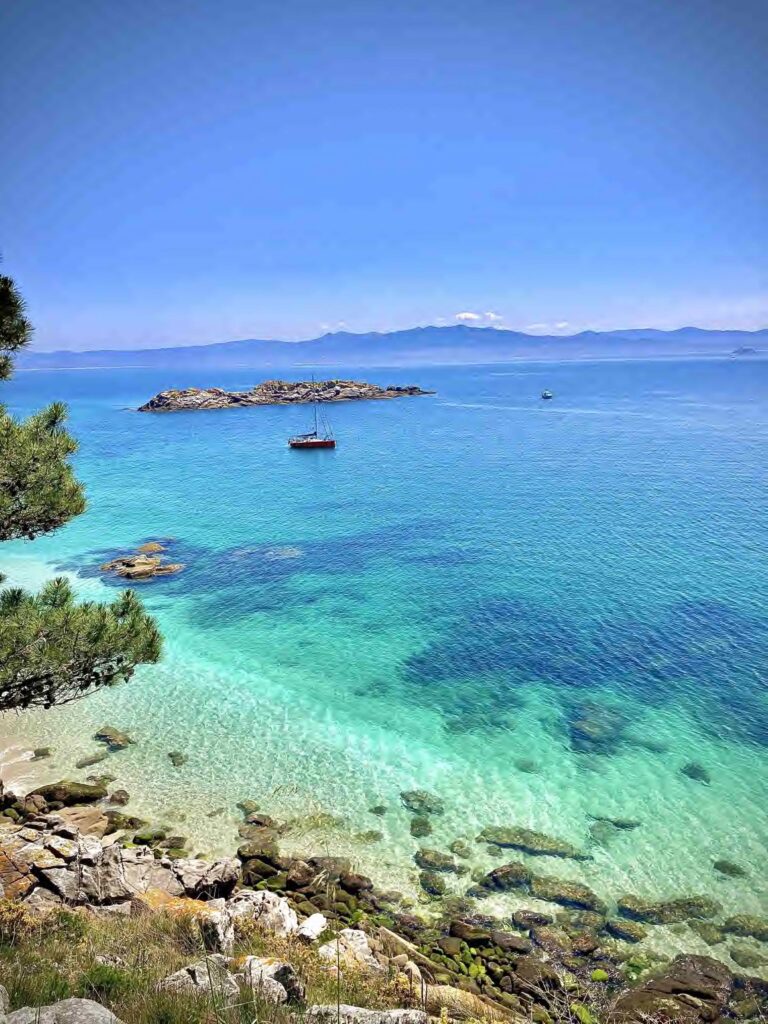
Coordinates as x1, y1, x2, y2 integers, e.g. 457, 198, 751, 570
0, 899, 408, 1024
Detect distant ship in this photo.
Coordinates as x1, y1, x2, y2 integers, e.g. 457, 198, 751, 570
289, 382, 336, 449
541, 390, 554, 400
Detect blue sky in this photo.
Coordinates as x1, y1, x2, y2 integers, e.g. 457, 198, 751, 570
1, 0, 766, 350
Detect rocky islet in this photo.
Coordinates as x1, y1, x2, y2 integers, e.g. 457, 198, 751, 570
137, 379, 434, 412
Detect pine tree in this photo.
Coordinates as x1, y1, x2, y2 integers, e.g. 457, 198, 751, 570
0, 269, 162, 710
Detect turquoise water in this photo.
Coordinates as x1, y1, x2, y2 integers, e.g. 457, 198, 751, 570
2, 358, 768, 967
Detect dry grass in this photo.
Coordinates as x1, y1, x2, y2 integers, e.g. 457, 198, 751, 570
0, 899, 406, 1024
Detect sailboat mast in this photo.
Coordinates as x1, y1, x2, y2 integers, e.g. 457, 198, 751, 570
313, 376, 318, 434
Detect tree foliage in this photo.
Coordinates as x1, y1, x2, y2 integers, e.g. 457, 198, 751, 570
0, 274, 33, 381
0, 401, 86, 541
0, 268, 162, 711
0, 578, 162, 711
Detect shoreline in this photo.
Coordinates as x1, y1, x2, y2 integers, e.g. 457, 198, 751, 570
3, 547, 767, 982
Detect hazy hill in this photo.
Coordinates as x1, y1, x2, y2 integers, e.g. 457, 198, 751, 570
16, 324, 768, 369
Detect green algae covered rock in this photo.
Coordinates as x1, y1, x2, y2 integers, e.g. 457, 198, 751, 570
477, 825, 590, 860
419, 870, 447, 896
722, 914, 768, 941
30, 780, 107, 805
606, 919, 648, 943
617, 894, 722, 924
477, 860, 532, 891
529, 874, 606, 912
415, 848, 457, 872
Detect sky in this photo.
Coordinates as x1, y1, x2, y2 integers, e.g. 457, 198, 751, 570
1, 0, 767, 351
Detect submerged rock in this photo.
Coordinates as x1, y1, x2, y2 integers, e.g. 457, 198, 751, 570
605, 919, 648, 943
617, 894, 722, 924
476, 860, 532, 891
400, 790, 445, 816
414, 848, 457, 873
681, 762, 711, 785
688, 920, 725, 946
477, 825, 590, 860
167, 751, 188, 767
419, 870, 447, 896
722, 914, 768, 942
94, 727, 134, 751
713, 859, 747, 878
410, 816, 432, 838
529, 875, 606, 912
448, 838, 472, 859
729, 946, 767, 969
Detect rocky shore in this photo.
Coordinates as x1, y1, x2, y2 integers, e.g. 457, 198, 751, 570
1, 773, 766, 1024
137, 380, 434, 412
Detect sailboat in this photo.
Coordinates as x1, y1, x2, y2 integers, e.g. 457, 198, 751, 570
288, 380, 337, 449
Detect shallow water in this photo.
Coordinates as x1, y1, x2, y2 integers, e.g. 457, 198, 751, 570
2, 358, 767, 970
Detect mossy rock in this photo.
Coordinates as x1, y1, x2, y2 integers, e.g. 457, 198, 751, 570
605, 918, 648, 943
133, 827, 167, 846
590, 968, 609, 982
419, 870, 447, 896
617, 894, 722, 924
369, 804, 388, 816
30, 780, 107, 805
415, 848, 457, 872
477, 825, 590, 861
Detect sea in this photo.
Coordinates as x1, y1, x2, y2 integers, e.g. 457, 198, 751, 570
1, 357, 767, 970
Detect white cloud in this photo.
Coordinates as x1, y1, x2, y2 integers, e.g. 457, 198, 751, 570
454, 311, 483, 322
524, 323, 549, 331
555, 321, 570, 329
485, 311, 503, 322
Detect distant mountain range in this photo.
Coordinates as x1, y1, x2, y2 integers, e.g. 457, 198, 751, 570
16, 325, 768, 370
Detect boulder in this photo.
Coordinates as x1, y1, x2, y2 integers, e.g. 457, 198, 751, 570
616, 894, 722, 925
318, 928, 383, 972
476, 826, 589, 861
608, 954, 733, 1022
529, 875, 606, 912
477, 861, 532, 891
39, 844, 184, 904
29, 781, 107, 806
424, 985, 519, 1022
7, 999, 124, 1024
297, 912, 328, 941
157, 954, 239, 1002
410, 816, 432, 838
306, 1010, 427, 1024
172, 857, 239, 898
55, 806, 109, 838
226, 888, 298, 936
237, 955, 305, 1003
340, 870, 374, 893
512, 909, 553, 929
729, 946, 768, 969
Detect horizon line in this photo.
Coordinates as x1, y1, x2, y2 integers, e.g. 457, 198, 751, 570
25, 321, 768, 355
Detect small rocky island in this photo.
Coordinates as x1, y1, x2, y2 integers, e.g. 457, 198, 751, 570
138, 379, 434, 412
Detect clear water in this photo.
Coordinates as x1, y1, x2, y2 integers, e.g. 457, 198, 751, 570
2, 358, 767, 969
